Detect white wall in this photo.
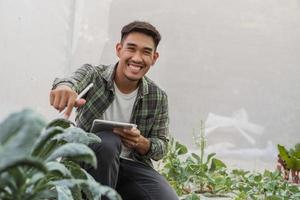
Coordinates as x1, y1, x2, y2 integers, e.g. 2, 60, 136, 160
1, 0, 300, 170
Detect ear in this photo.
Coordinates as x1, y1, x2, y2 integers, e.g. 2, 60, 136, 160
151, 52, 159, 65
116, 43, 122, 58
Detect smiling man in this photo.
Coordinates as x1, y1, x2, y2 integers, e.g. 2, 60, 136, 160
50, 21, 178, 200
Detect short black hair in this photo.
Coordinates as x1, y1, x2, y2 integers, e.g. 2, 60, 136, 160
121, 21, 161, 49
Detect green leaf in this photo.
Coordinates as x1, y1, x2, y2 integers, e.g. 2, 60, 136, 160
265, 195, 282, 200
31, 127, 65, 156
46, 162, 72, 178
175, 142, 188, 155
205, 153, 216, 164
53, 127, 101, 145
95, 185, 122, 200
277, 144, 293, 168
209, 158, 226, 172
191, 153, 201, 163
9, 167, 26, 189
290, 149, 300, 159
61, 160, 88, 180
56, 185, 74, 200
46, 118, 74, 129
0, 109, 45, 156
46, 143, 97, 168
295, 143, 300, 152
0, 109, 45, 144
183, 193, 200, 200
53, 179, 122, 200
0, 157, 47, 174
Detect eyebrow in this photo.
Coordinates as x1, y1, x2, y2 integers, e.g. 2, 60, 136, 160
126, 42, 153, 52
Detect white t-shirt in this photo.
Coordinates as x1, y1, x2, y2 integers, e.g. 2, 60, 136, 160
102, 82, 138, 159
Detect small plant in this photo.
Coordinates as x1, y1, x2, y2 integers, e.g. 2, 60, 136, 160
159, 137, 189, 196
185, 121, 228, 196
0, 109, 121, 200
277, 143, 300, 184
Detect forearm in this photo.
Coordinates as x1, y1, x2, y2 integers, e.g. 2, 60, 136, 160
135, 136, 151, 155
52, 64, 95, 93
144, 136, 168, 161
144, 93, 169, 160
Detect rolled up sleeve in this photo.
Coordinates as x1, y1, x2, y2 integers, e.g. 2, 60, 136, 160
145, 93, 169, 161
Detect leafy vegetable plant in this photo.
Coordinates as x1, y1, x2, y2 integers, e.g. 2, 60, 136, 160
159, 121, 300, 200
0, 109, 121, 200
277, 143, 300, 184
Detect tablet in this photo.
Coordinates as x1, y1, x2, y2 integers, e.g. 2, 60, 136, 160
90, 119, 137, 133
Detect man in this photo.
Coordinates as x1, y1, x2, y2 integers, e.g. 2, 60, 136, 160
50, 21, 178, 200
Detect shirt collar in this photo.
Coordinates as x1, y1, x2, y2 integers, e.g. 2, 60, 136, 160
102, 63, 149, 97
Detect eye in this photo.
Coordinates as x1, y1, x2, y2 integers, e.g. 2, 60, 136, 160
126, 46, 135, 52
144, 50, 152, 55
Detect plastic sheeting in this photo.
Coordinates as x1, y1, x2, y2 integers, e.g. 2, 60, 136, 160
1, 0, 300, 170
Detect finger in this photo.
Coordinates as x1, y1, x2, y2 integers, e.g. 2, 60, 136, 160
49, 91, 55, 105
64, 98, 76, 118
52, 93, 61, 110
122, 139, 137, 149
58, 94, 68, 112
113, 128, 126, 136
121, 135, 140, 145
75, 98, 86, 107
123, 128, 140, 136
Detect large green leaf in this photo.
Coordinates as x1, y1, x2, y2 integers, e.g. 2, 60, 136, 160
0, 172, 19, 197
46, 161, 72, 178
53, 179, 122, 200
53, 127, 101, 145
31, 127, 65, 156
56, 185, 74, 200
0, 157, 47, 174
9, 167, 26, 190
95, 185, 122, 200
277, 144, 300, 170
62, 160, 88, 180
24, 189, 57, 200
46, 143, 97, 168
0, 109, 45, 156
46, 118, 74, 129
277, 144, 293, 168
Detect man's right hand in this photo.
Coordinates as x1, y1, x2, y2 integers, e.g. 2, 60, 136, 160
49, 85, 86, 118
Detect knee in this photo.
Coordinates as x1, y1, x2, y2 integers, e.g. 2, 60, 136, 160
92, 131, 122, 159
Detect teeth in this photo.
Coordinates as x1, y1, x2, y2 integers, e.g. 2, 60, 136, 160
128, 64, 142, 71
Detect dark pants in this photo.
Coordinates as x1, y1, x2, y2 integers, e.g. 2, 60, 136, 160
84, 131, 179, 200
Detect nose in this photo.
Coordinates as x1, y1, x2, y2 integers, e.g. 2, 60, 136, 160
131, 51, 143, 63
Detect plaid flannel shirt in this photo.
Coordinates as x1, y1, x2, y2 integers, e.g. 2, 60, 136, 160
52, 63, 169, 167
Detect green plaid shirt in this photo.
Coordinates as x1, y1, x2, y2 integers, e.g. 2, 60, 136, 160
52, 63, 169, 167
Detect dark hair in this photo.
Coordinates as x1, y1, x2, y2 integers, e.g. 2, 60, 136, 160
121, 21, 161, 49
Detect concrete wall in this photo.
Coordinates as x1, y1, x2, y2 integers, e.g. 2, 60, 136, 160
1, 0, 300, 170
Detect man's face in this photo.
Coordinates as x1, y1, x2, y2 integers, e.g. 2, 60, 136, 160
116, 32, 159, 82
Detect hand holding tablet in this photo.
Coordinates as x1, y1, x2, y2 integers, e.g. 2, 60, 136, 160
90, 119, 137, 133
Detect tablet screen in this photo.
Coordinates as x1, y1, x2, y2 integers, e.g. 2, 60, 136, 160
90, 119, 137, 133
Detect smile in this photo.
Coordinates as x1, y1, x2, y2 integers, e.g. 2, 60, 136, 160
127, 62, 144, 72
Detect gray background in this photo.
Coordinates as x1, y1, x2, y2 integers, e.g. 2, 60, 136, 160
1, 0, 300, 170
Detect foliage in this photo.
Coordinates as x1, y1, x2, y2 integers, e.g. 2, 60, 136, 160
230, 169, 300, 199
0, 109, 121, 200
159, 121, 229, 198
159, 121, 300, 199
277, 143, 300, 183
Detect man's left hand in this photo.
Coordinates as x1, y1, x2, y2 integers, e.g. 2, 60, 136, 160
113, 127, 150, 155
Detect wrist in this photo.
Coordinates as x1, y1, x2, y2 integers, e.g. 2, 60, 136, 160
135, 136, 151, 155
